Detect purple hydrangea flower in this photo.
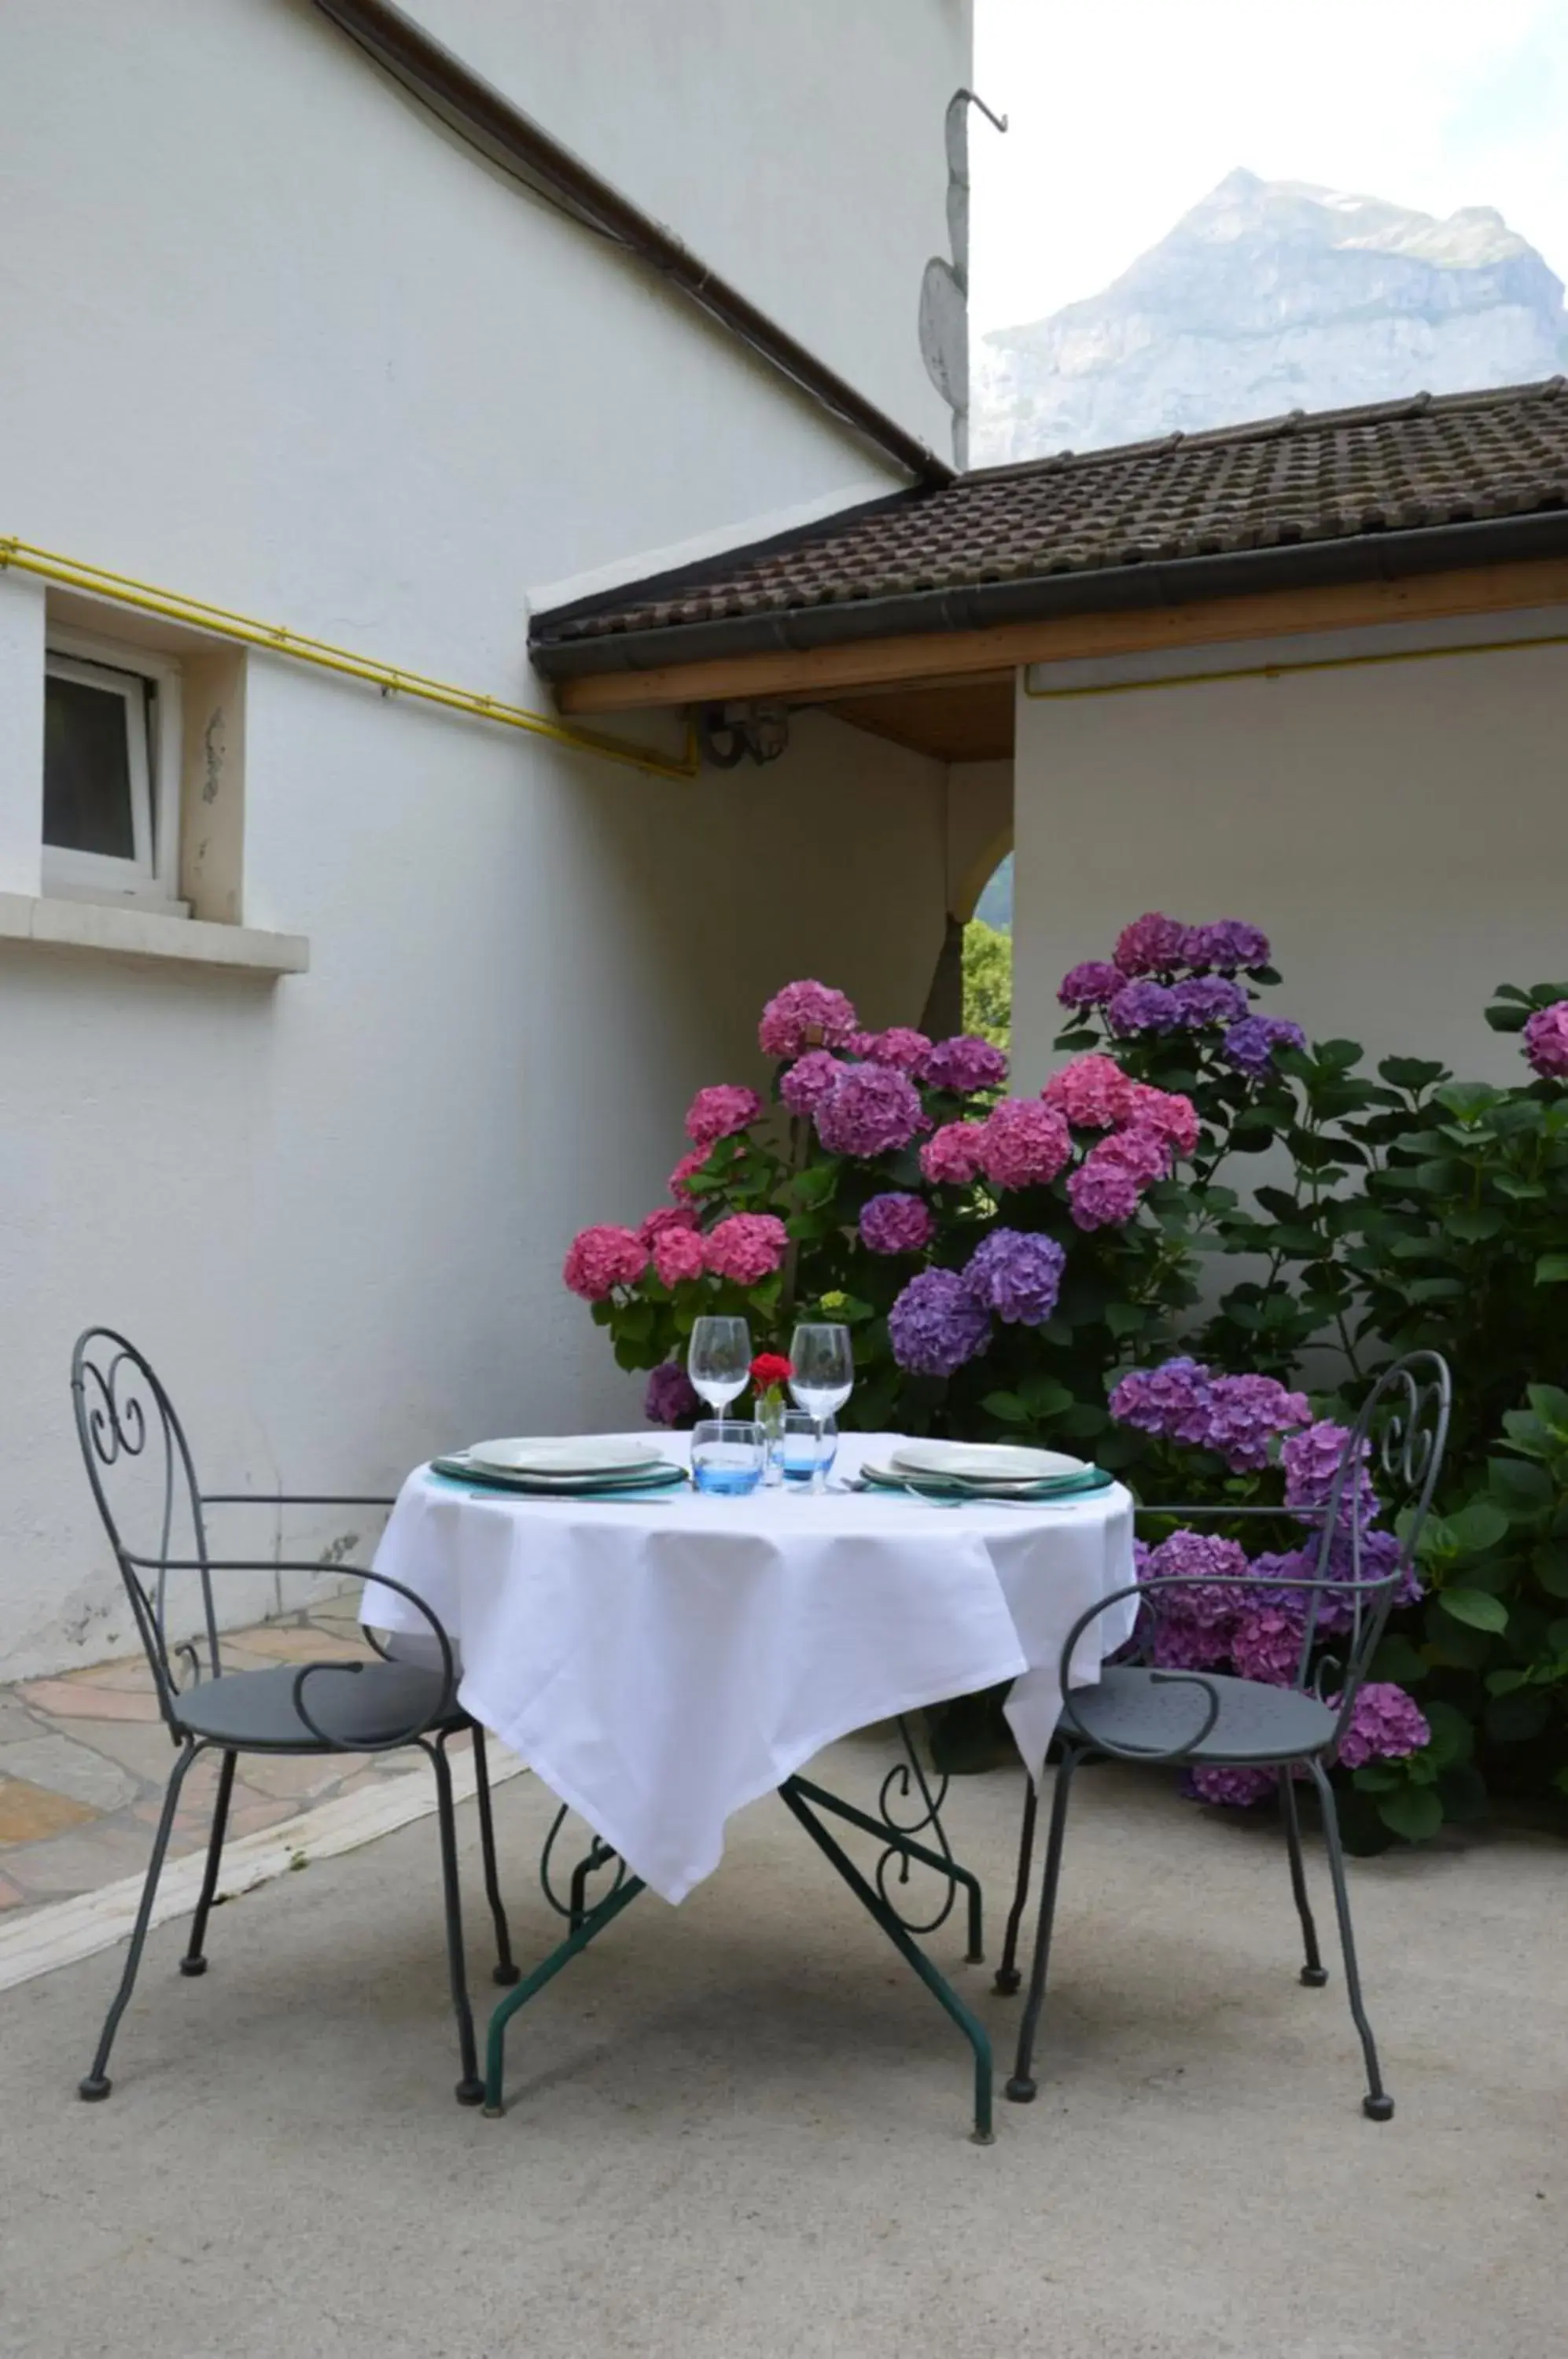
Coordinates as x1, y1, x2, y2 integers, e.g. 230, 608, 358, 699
644, 1361, 699, 1426
1058, 960, 1125, 1010
859, 1191, 935, 1255
1282, 1420, 1377, 1528
1183, 1765, 1275, 1809
1114, 912, 1190, 976
964, 1228, 1066, 1326
815, 1065, 926, 1159
1523, 1001, 1568, 1080
1202, 1372, 1312, 1472
780, 1050, 845, 1114
1331, 1681, 1430, 1768
1107, 980, 1182, 1036
1231, 1603, 1305, 1686
1110, 1358, 1216, 1448
1140, 1529, 1250, 1665
1182, 920, 1271, 973
918, 1035, 1010, 1095
1172, 976, 1250, 1031
887, 1267, 992, 1377
1220, 1016, 1308, 1078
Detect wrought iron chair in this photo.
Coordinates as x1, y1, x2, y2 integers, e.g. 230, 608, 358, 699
993, 1349, 1450, 2122
69, 1327, 518, 2105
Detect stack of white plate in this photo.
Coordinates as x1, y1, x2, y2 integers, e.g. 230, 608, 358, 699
858, 1440, 1102, 1499
443, 1439, 684, 1492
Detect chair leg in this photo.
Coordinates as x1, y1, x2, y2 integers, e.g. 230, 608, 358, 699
992, 1772, 1039, 1996
181, 1749, 237, 1977
1006, 1748, 1078, 2104
79, 1741, 200, 2100
469, 1725, 518, 1986
427, 1739, 484, 2106
1306, 1757, 1393, 2121
1279, 1765, 1327, 1987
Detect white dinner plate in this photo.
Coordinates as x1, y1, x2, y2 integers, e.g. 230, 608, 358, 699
890, 1440, 1087, 1482
465, 1437, 664, 1478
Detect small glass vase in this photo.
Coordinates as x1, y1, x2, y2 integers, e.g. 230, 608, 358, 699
756, 1390, 788, 1485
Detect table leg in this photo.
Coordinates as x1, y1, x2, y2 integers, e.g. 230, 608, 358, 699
779, 1776, 995, 2145
482, 1871, 646, 2117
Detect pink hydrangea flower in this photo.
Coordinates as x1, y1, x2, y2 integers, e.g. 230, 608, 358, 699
853, 1026, 932, 1073
1126, 1082, 1199, 1157
815, 1065, 926, 1159
780, 1051, 845, 1115
1043, 1053, 1137, 1130
684, 1084, 764, 1147
703, 1213, 789, 1285
1066, 1129, 1166, 1230
977, 1100, 1073, 1191
759, 981, 858, 1060
1113, 911, 1190, 976
562, 1224, 647, 1301
650, 1226, 708, 1286
639, 1204, 698, 1246
668, 1148, 711, 1200
1524, 1001, 1568, 1080
920, 1120, 988, 1187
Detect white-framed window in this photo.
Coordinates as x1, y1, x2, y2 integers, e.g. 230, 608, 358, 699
42, 627, 186, 913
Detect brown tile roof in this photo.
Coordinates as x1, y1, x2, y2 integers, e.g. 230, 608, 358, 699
532, 379, 1568, 664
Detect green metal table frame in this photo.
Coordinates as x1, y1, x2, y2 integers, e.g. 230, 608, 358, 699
481, 1754, 996, 2144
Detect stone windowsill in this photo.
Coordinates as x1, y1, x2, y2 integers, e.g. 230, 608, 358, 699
0, 892, 308, 975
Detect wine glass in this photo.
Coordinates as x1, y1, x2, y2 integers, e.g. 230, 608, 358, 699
688, 1316, 752, 1421
788, 1322, 853, 1492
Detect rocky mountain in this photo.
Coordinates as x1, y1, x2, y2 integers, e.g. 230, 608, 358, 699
974, 170, 1568, 465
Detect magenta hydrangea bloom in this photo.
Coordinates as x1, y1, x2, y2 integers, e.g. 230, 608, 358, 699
645, 1360, 699, 1426
965, 1228, 1066, 1325
1523, 1000, 1568, 1080
650, 1225, 708, 1286
1043, 1053, 1137, 1130
1331, 1682, 1430, 1768
1107, 980, 1182, 1036
1182, 920, 1271, 973
854, 1026, 932, 1073
1231, 1603, 1305, 1685
978, 1100, 1073, 1191
920, 1120, 989, 1187
1172, 976, 1250, 1031
759, 980, 858, 1060
1185, 1765, 1275, 1809
919, 1035, 1009, 1094
1126, 1083, 1199, 1158
887, 1267, 992, 1376
815, 1065, 926, 1158
859, 1191, 935, 1255
1058, 960, 1125, 1010
1067, 1128, 1166, 1230
1282, 1420, 1376, 1527
1221, 1015, 1307, 1078
684, 1084, 764, 1147
703, 1213, 789, 1285
668, 1147, 711, 1199
562, 1224, 648, 1301
639, 1204, 698, 1246
1114, 911, 1190, 975
779, 1050, 845, 1115
1204, 1373, 1312, 1472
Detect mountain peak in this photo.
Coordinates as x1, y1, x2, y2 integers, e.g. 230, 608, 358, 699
975, 175, 1567, 465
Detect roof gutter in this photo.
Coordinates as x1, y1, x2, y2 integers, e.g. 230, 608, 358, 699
309, 0, 952, 488
528, 504, 1568, 679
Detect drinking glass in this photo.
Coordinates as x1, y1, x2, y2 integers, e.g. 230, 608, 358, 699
780, 1411, 837, 1489
688, 1316, 752, 1419
788, 1322, 853, 1493
691, 1419, 766, 1497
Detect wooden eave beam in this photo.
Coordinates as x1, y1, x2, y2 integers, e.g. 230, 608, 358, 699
550, 555, 1568, 714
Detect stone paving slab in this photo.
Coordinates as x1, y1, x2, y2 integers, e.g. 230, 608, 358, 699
0, 1586, 430, 1916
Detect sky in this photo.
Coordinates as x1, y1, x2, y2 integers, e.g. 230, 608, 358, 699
969, 0, 1568, 336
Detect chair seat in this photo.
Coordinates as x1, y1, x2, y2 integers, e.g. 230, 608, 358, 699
174, 1661, 464, 1753
1062, 1665, 1336, 1764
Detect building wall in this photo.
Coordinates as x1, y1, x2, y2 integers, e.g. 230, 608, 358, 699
1011, 613, 1568, 1092
0, 0, 956, 1672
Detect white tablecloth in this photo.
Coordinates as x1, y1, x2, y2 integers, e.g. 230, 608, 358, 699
366, 1432, 1136, 1904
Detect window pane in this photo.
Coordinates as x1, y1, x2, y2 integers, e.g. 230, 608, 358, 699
43, 675, 137, 858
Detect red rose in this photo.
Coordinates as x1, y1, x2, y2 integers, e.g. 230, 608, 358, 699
750, 1352, 793, 1389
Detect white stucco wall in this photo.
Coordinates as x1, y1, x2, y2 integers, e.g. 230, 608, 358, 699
1011, 615, 1568, 1092
0, 0, 955, 1672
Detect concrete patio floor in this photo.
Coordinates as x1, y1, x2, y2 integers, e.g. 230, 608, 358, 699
1, 1730, 1560, 2359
